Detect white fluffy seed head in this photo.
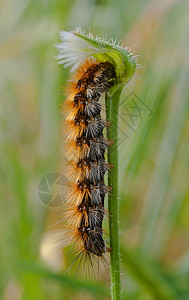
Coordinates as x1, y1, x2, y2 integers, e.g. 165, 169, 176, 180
55, 31, 102, 72
55, 28, 138, 89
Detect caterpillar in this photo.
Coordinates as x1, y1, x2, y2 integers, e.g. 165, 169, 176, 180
62, 58, 116, 268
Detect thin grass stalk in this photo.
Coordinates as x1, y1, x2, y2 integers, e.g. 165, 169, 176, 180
106, 86, 123, 300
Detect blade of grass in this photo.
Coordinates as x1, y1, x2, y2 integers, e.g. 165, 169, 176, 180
16, 261, 133, 299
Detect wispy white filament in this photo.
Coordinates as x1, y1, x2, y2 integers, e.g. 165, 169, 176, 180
55, 31, 102, 71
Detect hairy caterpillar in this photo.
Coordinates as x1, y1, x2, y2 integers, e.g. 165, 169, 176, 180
55, 30, 137, 278
62, 58, 116, 268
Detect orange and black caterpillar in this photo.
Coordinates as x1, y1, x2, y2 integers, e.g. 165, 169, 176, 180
63, 59, 116, 263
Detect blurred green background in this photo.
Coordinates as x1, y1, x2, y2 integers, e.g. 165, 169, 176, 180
1, 0, 189, 299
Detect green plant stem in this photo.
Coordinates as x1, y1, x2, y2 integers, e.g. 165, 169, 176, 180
105, 86, 123, 300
